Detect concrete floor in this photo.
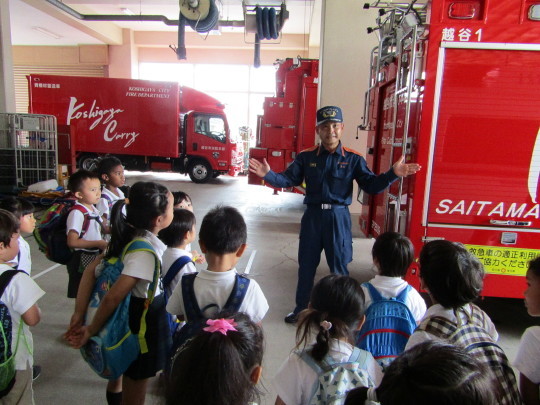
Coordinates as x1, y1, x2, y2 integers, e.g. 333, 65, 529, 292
26, 173, 536, 404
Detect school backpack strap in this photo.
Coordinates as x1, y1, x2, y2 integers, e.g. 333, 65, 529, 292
364, 282, 383, 302
223, 273, 251, 312
162, 256, 193, 289
180, 273, 204, 321
0, 270, 24, 298
69, 205, 93, 238
395, 284, 412, 303
101, 192, 113, 211
122, 238, 161, 354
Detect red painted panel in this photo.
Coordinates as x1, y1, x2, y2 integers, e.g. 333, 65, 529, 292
28, 75, 180, 158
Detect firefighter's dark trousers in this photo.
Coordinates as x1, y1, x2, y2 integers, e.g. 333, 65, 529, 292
293, 204, 353, 314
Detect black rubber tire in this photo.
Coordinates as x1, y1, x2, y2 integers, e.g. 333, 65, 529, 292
188, 160, 212, 183
78, 154, 99, 171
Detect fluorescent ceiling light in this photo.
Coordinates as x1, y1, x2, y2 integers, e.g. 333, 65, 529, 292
31, 26, 62, 39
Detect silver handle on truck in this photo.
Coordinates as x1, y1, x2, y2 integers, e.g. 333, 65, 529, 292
490, 220, 532, 226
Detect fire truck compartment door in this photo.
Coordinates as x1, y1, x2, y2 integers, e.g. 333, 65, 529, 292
425, 44, 540, 230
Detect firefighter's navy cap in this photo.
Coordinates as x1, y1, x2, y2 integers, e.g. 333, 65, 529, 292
316, 106, 343, 126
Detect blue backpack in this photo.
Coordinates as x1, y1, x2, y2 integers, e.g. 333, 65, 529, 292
168, 273, 250, 371
356, 283, 416, 368
161, 255, 193, 335
80, 238, 160, 380
298, 347, 375, 405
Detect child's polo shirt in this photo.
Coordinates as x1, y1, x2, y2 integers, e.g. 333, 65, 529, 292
166, 268, 269, 323
66, 202, 103, 250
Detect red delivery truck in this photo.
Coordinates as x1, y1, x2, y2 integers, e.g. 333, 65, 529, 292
28, 75, 242, 183
359, 0, 540, 298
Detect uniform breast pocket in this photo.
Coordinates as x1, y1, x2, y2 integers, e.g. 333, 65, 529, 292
329, 165, 352, 193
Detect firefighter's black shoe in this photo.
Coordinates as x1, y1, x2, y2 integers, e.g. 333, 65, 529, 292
32, 365, 41, 381
284, 312, 298, 324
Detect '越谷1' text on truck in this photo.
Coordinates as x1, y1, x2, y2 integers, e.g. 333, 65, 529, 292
27, 75, 242, 183
359, 0, 540, 299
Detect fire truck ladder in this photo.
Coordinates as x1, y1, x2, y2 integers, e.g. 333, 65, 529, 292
384, 12, 423, 232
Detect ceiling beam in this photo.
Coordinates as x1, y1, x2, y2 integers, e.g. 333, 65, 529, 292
20, 0, 123, 44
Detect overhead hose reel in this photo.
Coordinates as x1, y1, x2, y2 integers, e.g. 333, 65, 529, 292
247, 4, 286, 68
175, 0, 219, 60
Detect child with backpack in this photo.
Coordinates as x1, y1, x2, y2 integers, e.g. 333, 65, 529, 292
67, 181, 174, 405
96, 155, 125, 224
356, 232, 426, 368
514, 256, 540, 405
166, 312, 264, 405
0, 209, 44, 404
166, 206, 268, 349
406, 240, 522, 405
0, 197, 36, 275
344, 341, 497, 405
158, 209, 197, 299
274, 275, 382, 405
172, 191, 204, 264
66, 169, 108, 298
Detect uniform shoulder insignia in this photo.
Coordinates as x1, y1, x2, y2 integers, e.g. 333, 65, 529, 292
300, 145, 319, 153
343, 146, 364, 157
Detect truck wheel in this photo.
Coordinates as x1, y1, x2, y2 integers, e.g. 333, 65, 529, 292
78, 154, 99, 171
188, 160, 212, 183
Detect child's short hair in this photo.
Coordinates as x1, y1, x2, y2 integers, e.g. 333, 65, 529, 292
158, 209, 196, 247
528, 256, 540, 278
297, 275, 365, 362
419, 240, 484, 309
172, 191, 191, 207
68, 169, 100, 193
96, 155, 123, 181
167, 312, 263, 405
345, 341, 496, 405
372, 232, 414, 277
0, 209, 19, 246
0, 196, 34, 219
199, 206, 246, 255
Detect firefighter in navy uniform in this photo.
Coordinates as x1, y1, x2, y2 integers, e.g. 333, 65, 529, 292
249, 106, 421, 323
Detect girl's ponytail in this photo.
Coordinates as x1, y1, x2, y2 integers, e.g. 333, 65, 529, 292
167, 312, 264, 405
295, 275, 366, 363
105, 199, 134, 259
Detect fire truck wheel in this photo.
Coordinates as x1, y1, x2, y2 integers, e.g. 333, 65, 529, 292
78, 154, 99, 172
188, 160, 212, 183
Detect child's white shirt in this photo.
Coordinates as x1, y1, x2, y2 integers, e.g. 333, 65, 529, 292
0, 264, 45, 370
273, 339, 383, 405
514, 326, 540, 384
96, 187, 125, 219
161, 247, 196, 297
65, 202, 103, 250
405, 303, 499, 350
12, 235, 31, 275
362, 275, 427, 323
166, 268, 269, 323
122, 231, 166, 298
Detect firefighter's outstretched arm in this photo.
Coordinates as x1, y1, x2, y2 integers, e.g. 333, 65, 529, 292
392, 155, 421, 177
249, 158, 271, 178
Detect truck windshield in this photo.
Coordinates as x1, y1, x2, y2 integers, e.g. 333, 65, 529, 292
194, 114, 226, 144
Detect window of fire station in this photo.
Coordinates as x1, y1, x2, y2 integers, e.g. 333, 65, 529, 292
194, 115, 226, 144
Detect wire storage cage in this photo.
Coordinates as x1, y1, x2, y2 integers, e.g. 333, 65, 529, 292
0, 113, 58, 193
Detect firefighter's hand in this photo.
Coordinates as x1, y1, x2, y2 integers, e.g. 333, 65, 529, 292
249, 158, 270, 178
393, 155, 421, 177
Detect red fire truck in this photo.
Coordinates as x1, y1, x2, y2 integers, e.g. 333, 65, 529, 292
359, 0, 540, 298
248, 58, 319, 193
28, 75, 242, 183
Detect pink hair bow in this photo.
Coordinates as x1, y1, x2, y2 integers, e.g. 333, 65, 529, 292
203, 318, 238, 335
